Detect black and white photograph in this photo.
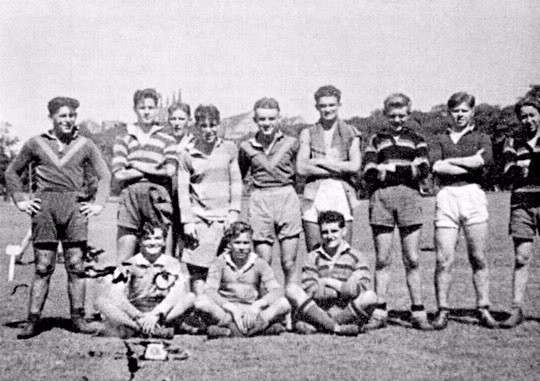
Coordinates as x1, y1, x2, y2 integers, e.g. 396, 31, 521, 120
0, 1, 539, 380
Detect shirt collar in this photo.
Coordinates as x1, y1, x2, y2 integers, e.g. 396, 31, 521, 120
248, 129, 283, 149
224, 251, 258, 272
315, 240, 351, 261
130, 252, 167, 267
127, 123, 164, 139
446, 124, 475, 135
188, 137, 224, 155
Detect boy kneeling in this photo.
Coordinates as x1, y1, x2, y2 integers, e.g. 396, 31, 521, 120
286, 211, 377, 336
95, 223, 195, 338
194, 221, 290, 338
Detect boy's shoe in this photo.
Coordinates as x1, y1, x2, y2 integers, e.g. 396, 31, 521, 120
411, 311, 434, 331
500, 307, 524, 329
152, 325, 174, 340
363, 315, 387, 331
264, 323, 286, 336
334, 324, 359, 336
72, 316, 99, 334
477, 307, 499, 329
431, 310, 450, 330
207, 325, 232, 339
294, 321, 317, 335
17, 315, 40, 340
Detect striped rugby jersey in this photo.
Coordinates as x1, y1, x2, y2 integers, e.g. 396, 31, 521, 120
503, 135, 540, 192
302, 241, 371, 302
363, 127, 429, 190
112, 124, 177, 184
5, 132, 110, 205
177, 138, 242, 223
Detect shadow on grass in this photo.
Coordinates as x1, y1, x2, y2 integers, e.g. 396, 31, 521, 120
385, 308, 540, 327
4, 317, 74, 334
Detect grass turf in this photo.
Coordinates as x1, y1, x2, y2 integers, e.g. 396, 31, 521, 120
0, 192, 538, 380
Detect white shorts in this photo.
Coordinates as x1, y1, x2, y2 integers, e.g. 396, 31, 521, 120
435, 184, 488, 228
302, 179, 353, 223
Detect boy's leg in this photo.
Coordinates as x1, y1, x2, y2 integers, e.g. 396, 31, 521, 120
463, 222, 490, 307
94, 295, 140, 331
303, 221, 321, 252
249, 297, 291, 336
194, 294, 232, 326
279, 236, 300, 285
165, 292, 196, 322
63, 242, 96, 332
117, 227, 138, 264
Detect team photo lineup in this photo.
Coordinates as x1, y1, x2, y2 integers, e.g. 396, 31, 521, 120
3, 83, 539, 347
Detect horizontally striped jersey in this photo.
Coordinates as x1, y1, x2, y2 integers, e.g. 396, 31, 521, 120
503, 135, 540, 192
5, 132, 110, 205
301, 241, 371, 302
112, 124, 177, 186
362, 127, 429, 190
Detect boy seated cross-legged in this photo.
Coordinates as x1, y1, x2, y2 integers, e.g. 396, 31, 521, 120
95, 223, 195, 339
286, 211, 377, 336
194, 221, 291, 338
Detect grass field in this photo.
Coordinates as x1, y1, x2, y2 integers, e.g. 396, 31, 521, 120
0, 192, 539, 381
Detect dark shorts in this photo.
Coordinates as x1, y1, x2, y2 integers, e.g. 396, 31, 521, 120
118, 182, 172, 230
249, 186, 302, 243
186, 263, 209, 282
369, 185, 423, 228
509, 200, 540, 240
32, 192, 88, 244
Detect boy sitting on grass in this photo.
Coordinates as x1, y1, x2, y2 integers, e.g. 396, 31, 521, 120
194, 221, 291, 338
286, 211, 377, 336
95, 223, 195, 338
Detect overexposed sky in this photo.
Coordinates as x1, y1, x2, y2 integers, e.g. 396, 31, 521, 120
1, 0, 539, 141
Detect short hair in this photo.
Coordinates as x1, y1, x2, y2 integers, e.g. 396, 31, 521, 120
314, 85, 342, 103
224, 221, 253, 244
133, 88, 159, 108
514, 97, 540, 117
168, 102, 191, 118
383, 93, 412, 114
139, 221, 168, 240
317, 210, 345, 228
447, 92, 475, 109
253, 97, 280, 112
48, 97, 80, 115
194, 104, 220, 123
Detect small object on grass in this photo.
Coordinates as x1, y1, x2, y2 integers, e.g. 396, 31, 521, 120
11, 283, 29, 296
6, 244, 22, 282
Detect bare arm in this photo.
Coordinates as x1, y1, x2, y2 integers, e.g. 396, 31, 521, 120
312, 136, 362, 174
432, 160, 469, 175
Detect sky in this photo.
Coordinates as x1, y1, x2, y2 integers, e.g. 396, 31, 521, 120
1, 0, 539, 142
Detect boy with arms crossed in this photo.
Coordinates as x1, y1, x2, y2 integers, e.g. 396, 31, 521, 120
362, 93, 432, 331
500, 97, 540, 328
297, 85, 361, 251
96, 223, 194, 338
286, 211, 377, 336
112, 88, 177, 262
238, 97, 302, 286
5, 97, 110, 339
194, 221, 290, 338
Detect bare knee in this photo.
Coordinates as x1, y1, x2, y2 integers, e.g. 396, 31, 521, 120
273, 297, 291, 315
403, 253, 420, 271
194, 294, 212, 312
285, 284, 305, 307
469, 250, 488, 271
375, 254, 392, 270
515, 239, 533, 268
35, 261, 55, 277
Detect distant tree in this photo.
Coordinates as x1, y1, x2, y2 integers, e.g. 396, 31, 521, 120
525, 84, 540, 100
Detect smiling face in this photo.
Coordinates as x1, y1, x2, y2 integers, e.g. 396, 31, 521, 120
518, 105, 540, 136
320, 221, 346, 252
449, 102, 474, 130
385, 106, 410, 133
134, 97, 158, 126
50, 106, 78, 137
196, 117, 219, 145
140, 228, 165, 262
169, 108, 190, 139
230, 232, 252, 262
254, 107, 280, 139
316, 96, 341, 124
